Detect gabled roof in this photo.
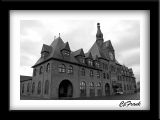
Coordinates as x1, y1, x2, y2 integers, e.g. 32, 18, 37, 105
32, 37, 65, 67
88, 42, 103, 58
94, 55, 99, 61
61, 42, 71, 51
85, 52, 93, 59
104, 40, 114, 51
20, 75, 32, 82
72, 48, 85, 57
41, 44, 52, 53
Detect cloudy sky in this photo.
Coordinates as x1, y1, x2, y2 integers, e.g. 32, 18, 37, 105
20, 11, 140, 82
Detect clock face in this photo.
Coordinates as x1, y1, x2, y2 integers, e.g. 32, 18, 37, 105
109, 52, 114, 60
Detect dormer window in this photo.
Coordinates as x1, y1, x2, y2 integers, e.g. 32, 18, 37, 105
81, 58, 85, 63
95, 62, 100, 68
88, 59, 93, 66
62, 50, 70, 56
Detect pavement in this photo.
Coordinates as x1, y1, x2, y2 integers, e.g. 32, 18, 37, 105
21, 92, 140, 100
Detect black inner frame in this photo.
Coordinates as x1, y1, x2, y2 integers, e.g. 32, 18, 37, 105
2, 0, 159, 119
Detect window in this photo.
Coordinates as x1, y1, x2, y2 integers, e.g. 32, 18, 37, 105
97, 82, 101, 87
80, 81, 86, 97
68, 65, 73, 74
22, 84, 24, 94
90, 70, 93, 77
107, 73, 109, 79
106, 64, 108, 70
81, 68, 85, 76
39, 66, 43, 74
88, 59, 93, 66
89, 82, 94, 87
27, 83, 30, 92
124, 84, 126, 91
58, 64, 66, 73
44, 80, 49, 95
46, 63, 50, 72
33, 69, 36, 76
81, 58, 85, 63
32, 82, 35, 94
37, 81, 41, 95
103, 73, 106, 79
63, 50, 70, 56
80, 81, 86, 89
96, 71, 100, 78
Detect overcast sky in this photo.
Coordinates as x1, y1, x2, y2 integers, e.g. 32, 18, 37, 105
20, 17, 140, 82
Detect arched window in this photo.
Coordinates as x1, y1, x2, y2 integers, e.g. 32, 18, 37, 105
68, 65, 73, 74
27, 83, 30, 92
89, 82, 94, 87
58, 64, 66, 73
89, 82, 95, 97
80, 81, 86, 97
46, 63, 50, 72
80, 81, 86, 88
39, 66, 43, 74
33, 69, 36, 76
81, 68, 85, 76
32, 82, 35, 94
90, 70, 93, 77
37, 81, 41, 95
44, 80, 49, 95
22, 84, 24, 94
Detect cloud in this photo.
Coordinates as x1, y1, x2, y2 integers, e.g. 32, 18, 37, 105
116, 47, 140, 67
20, 66, 33, 76
20, 20, 140, 81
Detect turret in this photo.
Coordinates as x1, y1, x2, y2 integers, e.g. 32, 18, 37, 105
96, 23, 104, 47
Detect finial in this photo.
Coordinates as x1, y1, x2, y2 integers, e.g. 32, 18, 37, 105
59, 33, 60, 37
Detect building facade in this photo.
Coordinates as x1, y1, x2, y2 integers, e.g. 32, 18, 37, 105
20, 23, 137, 99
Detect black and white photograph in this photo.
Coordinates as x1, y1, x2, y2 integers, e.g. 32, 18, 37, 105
10, 10, 150, 110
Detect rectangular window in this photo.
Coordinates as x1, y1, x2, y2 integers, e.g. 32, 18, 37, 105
90, 70, 93, 77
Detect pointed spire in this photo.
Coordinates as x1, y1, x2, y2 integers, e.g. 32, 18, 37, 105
96, 23, 103, 39
59, 33, 60, 37
96, 23, 104, 47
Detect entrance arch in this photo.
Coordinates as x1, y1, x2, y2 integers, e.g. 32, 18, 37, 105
58, 80, 73, 98
105, 83, 110, 96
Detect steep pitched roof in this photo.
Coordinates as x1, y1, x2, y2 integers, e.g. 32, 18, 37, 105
88, 41, 107, 60
32, 37, 65, 67
85, 52, 93, 59
104, 40, 114, 50
41, 44, 52, 53
61, 42, 71, 51
115, 59, 121, 65
72, 48, 85, 57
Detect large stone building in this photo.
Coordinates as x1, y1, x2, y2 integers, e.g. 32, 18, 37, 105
20, 23, 137, 99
